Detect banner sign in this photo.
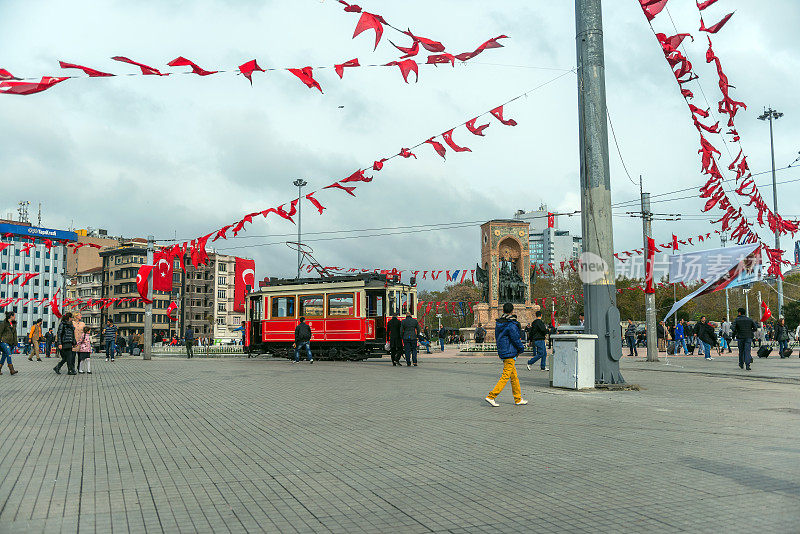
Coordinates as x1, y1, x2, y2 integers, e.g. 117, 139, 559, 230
668, 243, 759, 284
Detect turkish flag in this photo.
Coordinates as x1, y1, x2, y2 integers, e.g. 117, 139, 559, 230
672, 234, 679, 251
152, 251, 174, 292
234, 257, 256, 313
645, 237, 656, 294
760, 302, 772, 323
50, 289, 62, 319
166, 301, 178, 321
137, 265, 153, 304
547, 213, 555, 228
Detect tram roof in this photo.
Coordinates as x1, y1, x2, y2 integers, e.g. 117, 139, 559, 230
252, 273, 414, 293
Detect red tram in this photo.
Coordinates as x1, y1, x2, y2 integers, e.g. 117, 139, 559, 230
244, 273, 417, 360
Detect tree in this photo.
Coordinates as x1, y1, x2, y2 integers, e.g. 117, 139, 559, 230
418, 282, 480, 330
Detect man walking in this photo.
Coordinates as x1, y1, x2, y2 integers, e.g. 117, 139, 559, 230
526, 310, 549, 371
675, 319, 688, 354
475, 323, 486, 344
694, 316, 717, 361
28, 318, 43, 361
184, 326, 195, 359
386, 313, 403, 366
293, 316, 313, 363
103, 319, 117, 362
437, 325, 446, 352
657, 321, 666, 352
624, 319, 637, 357
401, 312, 420, 366
44, 327, 55, 358
731, 307, 757, 371
485, 303, 527, 407
720, 318, 732, 353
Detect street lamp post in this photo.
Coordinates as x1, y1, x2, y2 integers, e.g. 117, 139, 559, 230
293, 179, 308, 279
758, 107, 783, 317
721, 233, 729, 323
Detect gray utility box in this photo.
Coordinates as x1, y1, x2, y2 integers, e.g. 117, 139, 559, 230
550, 334, 597, 390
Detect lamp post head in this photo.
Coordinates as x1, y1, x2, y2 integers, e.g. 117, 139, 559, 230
758, 108, 783, 121
293, 179, 308, 188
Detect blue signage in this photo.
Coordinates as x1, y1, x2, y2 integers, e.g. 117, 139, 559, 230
0, 223, 77, 242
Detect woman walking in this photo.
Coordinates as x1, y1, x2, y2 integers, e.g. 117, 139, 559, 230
54, 312, 77, 375
0, 311, 19, 375
776, 318, 790, 358
77, 326, 93, 374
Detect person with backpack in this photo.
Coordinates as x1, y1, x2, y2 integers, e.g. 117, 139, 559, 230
293, 316, 313, 363
475, 323, 486, 344
485, 303, 527, 407
526, 310, 549, 371
731, 307, 756, 370
401, 312, 420, 366
54, 312, 77, 375
28, 318, 43, 361
694, 316, 717, 361
0, 311, 19, 375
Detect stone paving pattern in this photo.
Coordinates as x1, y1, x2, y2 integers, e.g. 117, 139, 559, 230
1, 352, 799, 533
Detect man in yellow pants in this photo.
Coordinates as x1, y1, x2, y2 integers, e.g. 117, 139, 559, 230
28, 319, 43, 361
485, 303, 528, 407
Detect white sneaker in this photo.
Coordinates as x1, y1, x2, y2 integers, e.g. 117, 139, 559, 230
526, 363, 531, 371
105, 358, 109, 362
515, 399, 528, 406
78, 370, 84, 374
543, 367, 549, 371
484, 397, 499, 407
705, 357, 713, 360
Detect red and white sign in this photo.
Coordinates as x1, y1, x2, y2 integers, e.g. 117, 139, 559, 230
152, 251, 173, 292
136, 265, 153, 304
234, 257, 255, 313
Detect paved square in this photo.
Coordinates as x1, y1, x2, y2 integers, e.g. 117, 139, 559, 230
1, 352, 799, 533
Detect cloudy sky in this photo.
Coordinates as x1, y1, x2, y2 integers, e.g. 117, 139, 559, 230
2, 0, 799, 286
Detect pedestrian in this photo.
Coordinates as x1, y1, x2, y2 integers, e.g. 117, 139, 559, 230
657, 321, 666, 352
475, 323, 486, 344
438, 325, 446, 352
73, 312, 86, 354
28, 318, 43, 361
77, 326, 93, 374
776, 317, 789, 357
54, 312, 77, 375
184, 326, 194, 359
116, 332, 125, 358
624, 319, 637, 357
22, 333, 31, 357
526, 310, 549, 371
401, 312, 420, 366
0, 311, 19, 375
103, 319, 117, 362
578, 313, 585, 327
485, 303, 527, 407
44, 327, 55, 358
293, 316, 313, 363
731, 307, 756, 371
386, 313, 403, 366
418, 330, 432, 354
675, 319, 688, 354
720, 318, 732, 353
694, 316, 717, 361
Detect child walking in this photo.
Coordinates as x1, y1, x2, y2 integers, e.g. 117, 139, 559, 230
77, 326, 93, 374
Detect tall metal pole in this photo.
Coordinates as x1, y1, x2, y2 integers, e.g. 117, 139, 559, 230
293, 179, 307, 279
143, 235, 154, 360
721, 233, 730, 323
576, 0, 623, 383
641, 191, 658, 362
759, 108, 783, 317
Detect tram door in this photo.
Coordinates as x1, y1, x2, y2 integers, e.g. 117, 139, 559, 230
366, 290, 386, 340
249, 296, 263, 346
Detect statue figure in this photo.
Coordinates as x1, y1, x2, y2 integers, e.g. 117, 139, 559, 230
475, 264, 489, 303
498, 260, 526, 304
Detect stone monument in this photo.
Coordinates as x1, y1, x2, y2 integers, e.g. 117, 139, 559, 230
470, 220, 539, 342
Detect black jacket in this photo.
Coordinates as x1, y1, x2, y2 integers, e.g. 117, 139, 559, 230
57, 320, 76, 348
401, 316, 420, 341
731, 315, 757, 340
694, 321, 717, 346
475, 326, 486, 342
295, 322, 312, 343
0, 319, 17, 346
775, 324, 789, 342
529, 319, 548, 341
387, 316, 402, 341
657, 323, 665, 339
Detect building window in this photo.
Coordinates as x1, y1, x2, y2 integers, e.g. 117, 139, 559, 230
218, 263, 227, 272
218, 276, 226, 286
217, 303, 226, 312
216, 317, 224, 325
217, 289, 226, 299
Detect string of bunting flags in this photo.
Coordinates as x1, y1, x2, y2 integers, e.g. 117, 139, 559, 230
637, 0, 796, 279
0, 236, 103, 253
0, 0, 508, 95
0, 272, 40, 286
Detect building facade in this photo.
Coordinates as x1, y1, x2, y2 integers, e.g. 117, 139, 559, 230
513, 206, 582, 265
66, 266, 104, 329
99, 245, 247, 343
0, 220, 76, 337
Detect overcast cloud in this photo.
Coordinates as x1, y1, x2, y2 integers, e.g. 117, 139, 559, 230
1, 0, 799, 285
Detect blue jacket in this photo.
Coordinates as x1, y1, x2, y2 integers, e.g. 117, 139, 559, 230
675, 323, 684, 339
495, 317, 525, 360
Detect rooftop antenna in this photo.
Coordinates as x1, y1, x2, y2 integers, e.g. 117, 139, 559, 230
37, 203, 42, 226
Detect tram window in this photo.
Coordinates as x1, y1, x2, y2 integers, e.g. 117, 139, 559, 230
298, 295, 324, 318
366, 294, 384, 317
328, 293, 355, 317
408, 293, 415, 314
389, 290, 400, 315
401, 293, 409, 314
249, 297, 263, 321
271, 296, 295, 318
